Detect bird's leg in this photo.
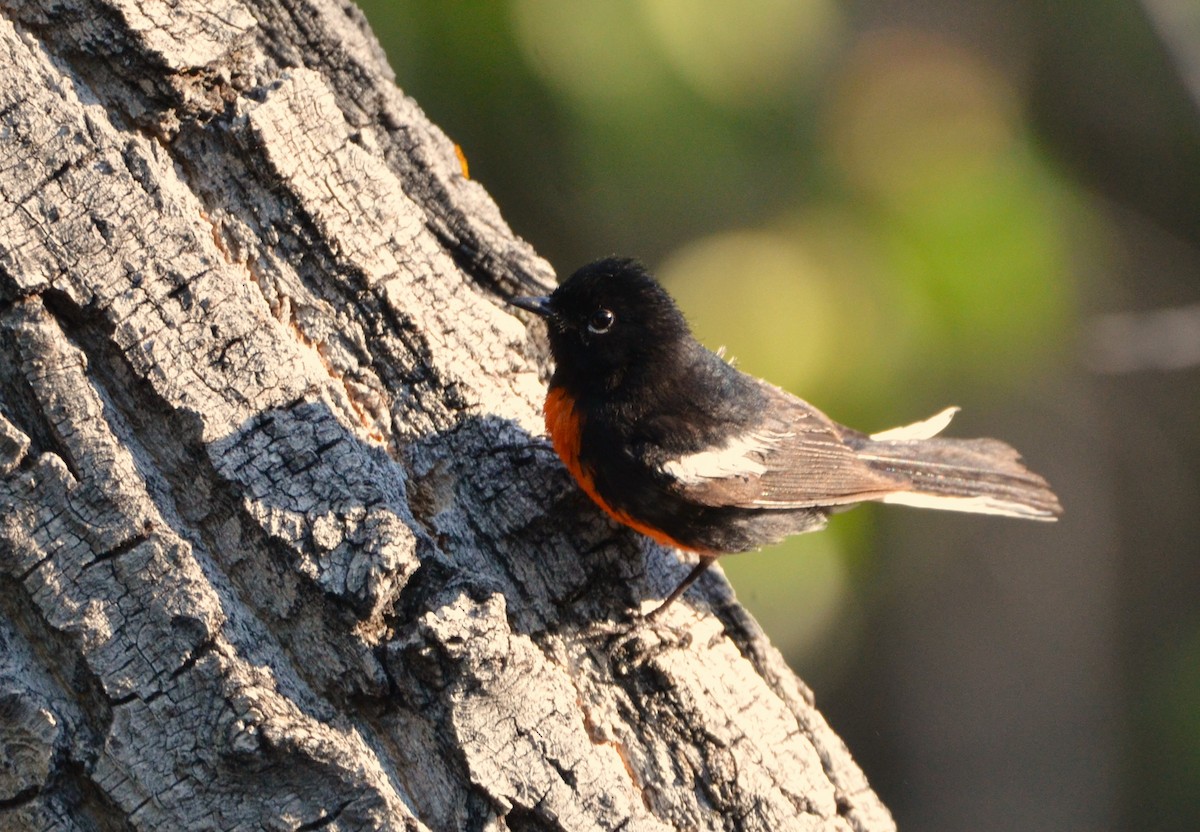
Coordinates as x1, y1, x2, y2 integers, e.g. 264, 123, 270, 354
645, 555, 718, 621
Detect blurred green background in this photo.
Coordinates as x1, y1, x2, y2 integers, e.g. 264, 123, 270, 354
359, 2, 1200, 830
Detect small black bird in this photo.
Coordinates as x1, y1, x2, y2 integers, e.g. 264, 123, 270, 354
512, 258, 1061, 618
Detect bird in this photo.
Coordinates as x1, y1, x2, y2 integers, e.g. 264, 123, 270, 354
510, 257, 1061, 618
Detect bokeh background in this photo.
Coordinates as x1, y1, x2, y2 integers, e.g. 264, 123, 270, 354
357, 2, 1200, 829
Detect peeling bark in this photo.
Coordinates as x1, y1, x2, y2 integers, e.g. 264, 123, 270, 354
0, 2, 895, 830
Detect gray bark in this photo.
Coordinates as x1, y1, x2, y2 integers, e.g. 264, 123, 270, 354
0, 2, 895, 830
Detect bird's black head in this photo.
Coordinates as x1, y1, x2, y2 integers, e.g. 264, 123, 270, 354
511, 258, 693, 395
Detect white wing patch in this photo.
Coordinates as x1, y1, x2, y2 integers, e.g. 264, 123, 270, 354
661, 430, 779, 484
870, 406, 960, 441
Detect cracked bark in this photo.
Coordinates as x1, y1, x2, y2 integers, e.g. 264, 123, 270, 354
0, 2, 895, 830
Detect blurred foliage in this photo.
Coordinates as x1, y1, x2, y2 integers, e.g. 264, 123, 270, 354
1141, 624, 1200, 831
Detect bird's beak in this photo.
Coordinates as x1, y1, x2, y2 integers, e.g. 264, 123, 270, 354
509, 295, 554, 318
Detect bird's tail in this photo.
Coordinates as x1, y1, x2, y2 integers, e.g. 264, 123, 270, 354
847, 407, 1062, 520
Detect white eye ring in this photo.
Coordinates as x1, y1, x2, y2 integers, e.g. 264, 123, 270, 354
587, 308, 615, 334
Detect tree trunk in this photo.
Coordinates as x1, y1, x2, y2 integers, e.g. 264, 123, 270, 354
0, 2, 894, 830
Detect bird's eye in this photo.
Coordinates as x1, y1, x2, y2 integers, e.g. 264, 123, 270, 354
587, 308, 615, 334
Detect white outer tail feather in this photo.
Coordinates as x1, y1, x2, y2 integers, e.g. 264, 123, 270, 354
870, 406, 960, 441
860, 408, 1061, 520
878, 490, 1058, 520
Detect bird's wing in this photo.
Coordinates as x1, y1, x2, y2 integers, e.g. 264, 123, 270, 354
657, 381, 907, 509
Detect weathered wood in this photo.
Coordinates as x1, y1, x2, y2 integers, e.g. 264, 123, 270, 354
0, 2, 895, 829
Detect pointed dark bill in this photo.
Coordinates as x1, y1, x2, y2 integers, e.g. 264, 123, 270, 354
509, 295, 554, 317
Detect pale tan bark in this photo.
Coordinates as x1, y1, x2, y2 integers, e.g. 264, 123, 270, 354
0, 2, 894, 830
